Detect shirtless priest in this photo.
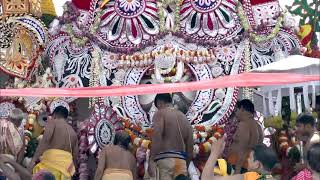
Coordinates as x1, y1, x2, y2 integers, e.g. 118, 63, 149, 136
28, 106, 78, 180
148, 93, 194, 180
94, 131, 137, 180
227, 99, 263, 174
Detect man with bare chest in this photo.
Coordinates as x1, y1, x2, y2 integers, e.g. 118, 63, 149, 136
29, 106, 78, 180
95, 131, 137, 180
294, 113, 320, 171
227, 99, 263, 174
149, 93, 194, 180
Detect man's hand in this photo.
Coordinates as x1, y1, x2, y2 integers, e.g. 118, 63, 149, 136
0, 155, 12, 164
27, 160, 35, 172
210, 134, 227, 157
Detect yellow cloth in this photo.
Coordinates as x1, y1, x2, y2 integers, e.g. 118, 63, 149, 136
33, 149, 75, 180
41, 0, 56, 16
102, 168, 133, 180
213, 159, 228, 176
243, 172, 261, 180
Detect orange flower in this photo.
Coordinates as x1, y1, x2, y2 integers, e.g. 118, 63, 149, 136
213, 132, 221, 139
199, 144, 205, 154
211, 125, 218, 131
195, 126, 205, 131
217, 128, 224, 135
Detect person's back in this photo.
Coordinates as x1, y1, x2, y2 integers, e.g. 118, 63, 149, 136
149, 93, 193, 180
95, 131, 137, 180
155, 108, 192, 153
104, 146, 136, 172
47, 118, 77, 153
30, 106, 78, 180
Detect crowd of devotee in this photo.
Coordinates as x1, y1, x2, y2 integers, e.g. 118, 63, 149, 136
0, 93, 319, 180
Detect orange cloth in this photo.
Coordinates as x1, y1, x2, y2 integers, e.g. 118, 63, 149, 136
243, 172, 261, 180
227, 152, 250, 169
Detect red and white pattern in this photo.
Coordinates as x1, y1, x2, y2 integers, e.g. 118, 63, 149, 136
291, 169, 313, 180
179, 0, 241, 44
91, 0, 159, 51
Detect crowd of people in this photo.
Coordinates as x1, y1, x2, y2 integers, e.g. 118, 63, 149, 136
0, 93, 319, 180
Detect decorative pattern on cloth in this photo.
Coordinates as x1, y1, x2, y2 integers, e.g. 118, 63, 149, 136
0, 15, 47, 79
0, 102, 15, 119
242, 0, 280, 27
91, 0, 160, 52
291, 168, 313, 180
46, 33, 92, 87
120, 36, 244, 127
1, 0, 30, 15
250, 29, 301, 69
0, 21, 15, 48
179, 0, 242, 44
86, 102, 124, 154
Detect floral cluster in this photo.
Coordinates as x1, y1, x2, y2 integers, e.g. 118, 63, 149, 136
122, 118, 153, 149
193, 125, 225, 155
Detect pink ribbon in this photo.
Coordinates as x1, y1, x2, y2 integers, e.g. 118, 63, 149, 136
1, 73, 319, 97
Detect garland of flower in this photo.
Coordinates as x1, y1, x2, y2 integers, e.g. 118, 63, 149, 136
193, 125, 225, 155
115, 46, 215, 68
242, 39, 254, 100
237, 4, 283, 43
64, 23, 88, 47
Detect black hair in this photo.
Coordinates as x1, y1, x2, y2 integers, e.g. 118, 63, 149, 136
296, 113, 315, 127
236, 99, 255, 114
307, 143, 320, 173
175, 174, 190, 180
52, 106, 69, 119
114, 131, 131, 150
43, 172, 55, 180
252, 144, 278, 171
154, 93, 172, 107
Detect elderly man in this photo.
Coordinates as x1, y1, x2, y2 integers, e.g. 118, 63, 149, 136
95, 131, 137, 180
29, 106, 78, 180
148, 93, 194, 180
0, 108, 25, 164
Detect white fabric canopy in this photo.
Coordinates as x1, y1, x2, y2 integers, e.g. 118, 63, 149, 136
251, 55, 320, 116
252, 55, 320, 75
